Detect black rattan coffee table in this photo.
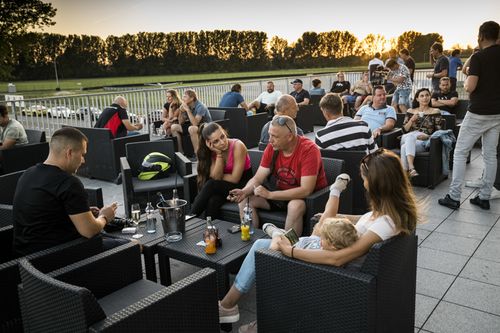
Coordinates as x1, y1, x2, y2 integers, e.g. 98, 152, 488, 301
157, 219, 267, 298
106, 216, 204, 281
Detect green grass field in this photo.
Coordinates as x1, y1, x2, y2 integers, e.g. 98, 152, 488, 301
1, 63, 433, 98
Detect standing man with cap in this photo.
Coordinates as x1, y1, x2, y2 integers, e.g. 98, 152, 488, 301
289, 79, 310, 106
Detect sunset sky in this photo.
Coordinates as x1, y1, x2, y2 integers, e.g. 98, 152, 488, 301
40, 0, 500, 50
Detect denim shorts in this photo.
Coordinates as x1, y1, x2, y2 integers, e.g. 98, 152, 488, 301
393, 88, 411, 106
345, 94, 359, 104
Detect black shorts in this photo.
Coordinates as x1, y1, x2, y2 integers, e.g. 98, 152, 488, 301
257, 102, 268, 114
181, 122, 191, 132
268, 199, 289, 211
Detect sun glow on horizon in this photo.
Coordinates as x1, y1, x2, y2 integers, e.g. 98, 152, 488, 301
38, 0, 498, 51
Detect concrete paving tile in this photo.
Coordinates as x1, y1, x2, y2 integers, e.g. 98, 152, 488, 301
417, 247, 468, 275
460, 257, 500, 287
415, 294, 439, 328
416, 229, 431, 244
420, 232, 481, 256
420, 204, 455, 220
416, 268, 455, 299
435, 219, 491, 239
444, 277, 500, 315
447, 209, 499, 227
424, 301, 500, 333
484, 227, 500, 242
474, 240, 500, 263
417, 216, 445, 232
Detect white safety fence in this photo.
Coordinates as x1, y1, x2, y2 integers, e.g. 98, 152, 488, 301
4, 69, 467, 137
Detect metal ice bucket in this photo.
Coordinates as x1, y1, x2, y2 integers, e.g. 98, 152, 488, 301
157, 199, 187, 242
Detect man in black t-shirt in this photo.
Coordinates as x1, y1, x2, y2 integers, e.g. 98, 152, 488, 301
289, 79, 310, 105
427, 43, 449, 93
439, 21, 500, 211
330, 72, 351, 95
94, 96, 143, 138
13, 127, 118, 257
431, 77, 459, 113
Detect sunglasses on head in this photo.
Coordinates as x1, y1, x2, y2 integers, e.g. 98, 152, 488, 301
275, 116, 292, 133
361, 148, 386, 170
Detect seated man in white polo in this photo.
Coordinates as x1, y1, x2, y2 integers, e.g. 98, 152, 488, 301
354, 85, 397, 139
247, 81, 282, 114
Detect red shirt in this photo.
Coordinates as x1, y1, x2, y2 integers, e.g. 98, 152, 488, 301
261, 136, 327, 191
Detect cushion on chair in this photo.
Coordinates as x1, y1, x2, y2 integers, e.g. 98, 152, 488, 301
98, 279, 164, 316
131, 175, 184, 193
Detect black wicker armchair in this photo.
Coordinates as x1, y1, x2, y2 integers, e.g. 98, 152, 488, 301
218, 150, 346, 235
255, 234, 418, 333
120, 140, 195, 216
381, 114, 456, 188
18, 243, 219, 333
1, 235, 104, 332
64, 126, 150, 182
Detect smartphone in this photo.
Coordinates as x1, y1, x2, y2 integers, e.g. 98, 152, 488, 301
283, 228, 299, 245
228, 225, 241, 234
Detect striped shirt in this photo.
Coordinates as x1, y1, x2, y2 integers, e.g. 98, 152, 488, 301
315, 117, 378, 154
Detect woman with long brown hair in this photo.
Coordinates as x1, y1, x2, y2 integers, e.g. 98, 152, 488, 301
190, 122, 252, 218
401, 88, 442, 177
218, 148, 418, 332
161, 89, 182, 135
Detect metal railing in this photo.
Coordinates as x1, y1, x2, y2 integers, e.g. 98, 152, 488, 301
4, 69, 468, 137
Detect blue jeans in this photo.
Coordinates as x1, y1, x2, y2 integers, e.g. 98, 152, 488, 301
234, 239, 272, 293
449, 112, 500, 200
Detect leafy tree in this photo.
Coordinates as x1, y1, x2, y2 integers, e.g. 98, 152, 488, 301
360, 34, 388, 57
0, 0, 56, 79
397, 31, 422, 53
413, 33, 444, 62
269, 36, 292, 68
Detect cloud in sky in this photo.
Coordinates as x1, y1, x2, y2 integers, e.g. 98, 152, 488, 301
42, 0, 500, 49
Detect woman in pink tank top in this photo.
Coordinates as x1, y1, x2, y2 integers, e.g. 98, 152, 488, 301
190, 122, 252, 218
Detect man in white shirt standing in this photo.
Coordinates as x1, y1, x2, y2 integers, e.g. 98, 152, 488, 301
368, 52, 384, 84
248, 81, 282, 114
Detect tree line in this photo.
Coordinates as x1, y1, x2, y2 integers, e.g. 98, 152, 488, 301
6, 29, 470, 81
1, 1, 476, 82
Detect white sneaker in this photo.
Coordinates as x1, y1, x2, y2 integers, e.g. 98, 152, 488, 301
490, 187, 500, 200
329, 173, 351, 193
219, 301, 240, 323
262, 223, 285, 238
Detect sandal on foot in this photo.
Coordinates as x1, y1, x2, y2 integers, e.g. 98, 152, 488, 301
409, 168, 419, 178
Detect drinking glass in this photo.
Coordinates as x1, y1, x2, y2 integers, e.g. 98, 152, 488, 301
131, 203, 141, 226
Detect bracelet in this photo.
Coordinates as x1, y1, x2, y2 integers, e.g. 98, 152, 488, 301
216, 154, 224, 158
291, 246, 294, 258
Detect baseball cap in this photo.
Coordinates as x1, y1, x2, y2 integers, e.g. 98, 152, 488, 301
291, 79, 303, 84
